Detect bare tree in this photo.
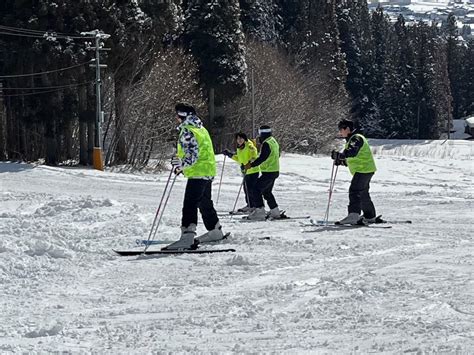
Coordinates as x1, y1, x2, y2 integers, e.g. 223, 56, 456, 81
220, 40, 348, 153
102, 47, 205, 170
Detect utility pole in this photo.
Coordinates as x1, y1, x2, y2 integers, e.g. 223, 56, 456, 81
251, 68, 255, 139
82, 30, 110, 171
447, 107, 451, 140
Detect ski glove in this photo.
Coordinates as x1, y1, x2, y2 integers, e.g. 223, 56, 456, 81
170, 156, 183, 175
334, 157, 346, 166
243, 162, 252, 171
331, 150, 346, 166
171, 156, 181, 167
222, 149, 233, 158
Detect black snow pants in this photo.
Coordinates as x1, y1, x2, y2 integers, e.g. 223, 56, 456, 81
182, 179, 219, 230
243, 173, 259, 208
253, 172, 279, 210
348, 172, 376, 219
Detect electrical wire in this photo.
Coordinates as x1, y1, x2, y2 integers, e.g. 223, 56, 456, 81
0, 60, 93, 79
2, 82, 93, 90
0, 81, 94, 97
0, 24, 96, 39
0, 30, 95, 40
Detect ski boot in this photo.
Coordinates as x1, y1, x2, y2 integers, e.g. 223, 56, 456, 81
196, 222, 226, 243
162, 224, 198, 251
335, 213, 362, 225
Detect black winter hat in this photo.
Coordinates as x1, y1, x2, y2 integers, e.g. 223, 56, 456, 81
258, 125, 272, 136
175, 103, 196, 119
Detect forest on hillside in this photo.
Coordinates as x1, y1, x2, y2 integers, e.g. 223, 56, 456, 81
0, 0, 472, 167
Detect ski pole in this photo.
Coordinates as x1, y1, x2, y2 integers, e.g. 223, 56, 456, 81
323, 162, 339, 225
230, 174, 246, 216
147, 173, 179, 250
328, 165, 339, 222
142, 168, 174, 251
216, 155, 227, 205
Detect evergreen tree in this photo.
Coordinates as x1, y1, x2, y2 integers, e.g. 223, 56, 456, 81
413, 23, 452, 139
444, 13, 465, 120
0, 0, 92, 164
371, 6, 391, 104
461, 40, 474, 117
276, 0, 349, 130
275, 0, 307, 54
239, 0, 279, 42
183, 0, 247, 111
337, 0, 380, 134
379, 15, 418, 138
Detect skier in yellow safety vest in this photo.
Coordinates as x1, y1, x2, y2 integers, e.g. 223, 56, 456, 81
331, 119, 378, 225
243, 125, 282, 221
163, 103, 226, 251
222, 132, 259, 213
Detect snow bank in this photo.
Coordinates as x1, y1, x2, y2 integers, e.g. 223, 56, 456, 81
370, 138, 474, 159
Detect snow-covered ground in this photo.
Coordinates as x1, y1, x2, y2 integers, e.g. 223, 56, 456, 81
1, 139, 473, 353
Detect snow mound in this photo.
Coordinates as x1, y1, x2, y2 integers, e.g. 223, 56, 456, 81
226, 255, 254, 266
34, 197, 114, 217
24, 322, 63, 338
24, 240, 71, 259
370, 139, 473, 159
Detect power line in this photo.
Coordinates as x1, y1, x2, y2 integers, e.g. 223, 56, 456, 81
0, 24, 96, 39
0, 30, 94, 40
0, 81, 94, 97
0, 24, 85, 36
1, 81, 94, 90
0, 60, 93, 79
0, 30, 48, 39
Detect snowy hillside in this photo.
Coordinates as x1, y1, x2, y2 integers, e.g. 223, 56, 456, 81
1, 140, 473, 353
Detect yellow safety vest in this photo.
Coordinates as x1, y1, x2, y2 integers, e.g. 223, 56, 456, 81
259, 136, 280, 173
345, 134, 376, 175
177, 125, 216, 178
232, 140, 259, 175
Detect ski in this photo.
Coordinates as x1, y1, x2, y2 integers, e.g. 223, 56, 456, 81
307, 215, 411, 226
137, 232, 231, 247
301, 224, 392, 232
239, 210, 310, 222
268, 215, 310, 221
113, 248, 236, 256
136, 239, 174, 246
239, 216, 309, 223
217, 211, 248, 216
300, 220, 392, 228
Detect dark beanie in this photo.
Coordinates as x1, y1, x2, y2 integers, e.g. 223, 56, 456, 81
175, 103, 196, 119
258, 125, 272, 136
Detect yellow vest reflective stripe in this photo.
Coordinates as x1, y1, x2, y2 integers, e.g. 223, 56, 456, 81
345, 134, 376, 175
177, 125, 216, 178
232, 140, 259, 175
260, 136, 280, 173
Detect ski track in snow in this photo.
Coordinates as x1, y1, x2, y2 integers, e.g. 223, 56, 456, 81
0, 140, 473, 353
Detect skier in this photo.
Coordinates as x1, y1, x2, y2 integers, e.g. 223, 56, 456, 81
331, 119, 377, 225
163, 103, 226, 250
222, 132, 259, 213
243, 125, 281, 221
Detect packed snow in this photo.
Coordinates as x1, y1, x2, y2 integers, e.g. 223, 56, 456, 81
0, 139, 473, 353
